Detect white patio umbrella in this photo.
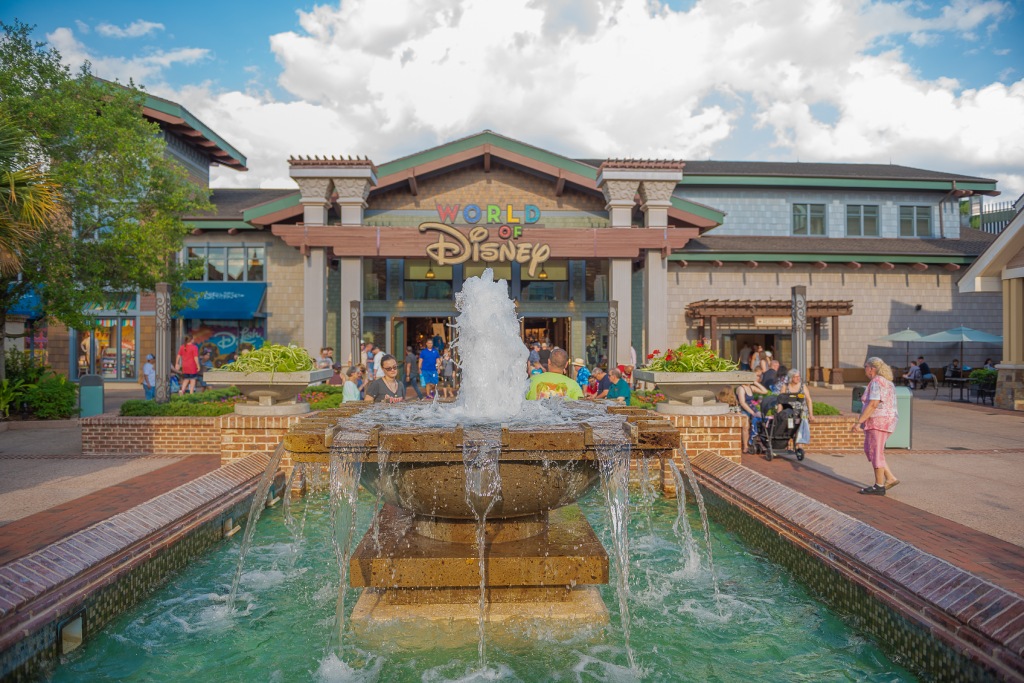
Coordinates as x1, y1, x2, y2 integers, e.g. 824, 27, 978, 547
915, 326, 1003, 368
874, 328, 923, 367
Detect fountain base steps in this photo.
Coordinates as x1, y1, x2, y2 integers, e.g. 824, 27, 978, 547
349, 585, 608, 640
350, 504, 608, 591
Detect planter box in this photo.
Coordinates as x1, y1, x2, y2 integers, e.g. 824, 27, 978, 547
203, 369, 333, 415
634, 369, 755, 404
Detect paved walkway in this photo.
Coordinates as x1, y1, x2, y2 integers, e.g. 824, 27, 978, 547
0, 381, 1021, 598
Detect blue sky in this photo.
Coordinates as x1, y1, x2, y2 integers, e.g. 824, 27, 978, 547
6, 0, 1024, 199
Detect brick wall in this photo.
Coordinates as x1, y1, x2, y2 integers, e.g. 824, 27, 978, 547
219, 414, 307, 468
81, 416, 221, 456
80, 414, 306, 460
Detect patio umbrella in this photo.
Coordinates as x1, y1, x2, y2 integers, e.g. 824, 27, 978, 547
915, 326, 1003, 368
874, 328, 923, 367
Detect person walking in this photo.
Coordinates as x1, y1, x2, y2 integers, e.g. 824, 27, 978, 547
175, 334, 200, 395
419, 338, 440, 398
141, 353, 157, 400
439, 349, 456, 399
851, 357, 900, 495
404, 346, 424, 400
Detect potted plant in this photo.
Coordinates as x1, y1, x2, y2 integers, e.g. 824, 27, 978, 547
633, 343, 755, 415
202, 343, 332, 415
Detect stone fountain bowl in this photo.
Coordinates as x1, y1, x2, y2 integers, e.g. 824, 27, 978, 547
633, 369, 755, 403
360, 459, 599, 521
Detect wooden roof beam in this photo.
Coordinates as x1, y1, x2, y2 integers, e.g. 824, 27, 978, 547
845, 261, 862, 269
780, 260, 793, 269
879, 262, 895, 270
554, 173, 566, 197
408, 172, 418, 196
911, 263, 929, 271
812, 261, 828, 270
746, 260, 758, 269
943, 263, 961, 271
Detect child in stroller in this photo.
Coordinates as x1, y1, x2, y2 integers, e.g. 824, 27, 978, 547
751, 392, 806, 461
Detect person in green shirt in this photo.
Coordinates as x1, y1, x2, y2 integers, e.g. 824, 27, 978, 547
606, 367, 632, 403
526, 348, 583, 400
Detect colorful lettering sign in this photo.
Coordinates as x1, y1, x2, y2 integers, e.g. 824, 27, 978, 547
435, 203, 541, 228
419, 222, 551, 276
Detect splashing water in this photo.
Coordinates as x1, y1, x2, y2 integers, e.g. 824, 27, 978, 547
451, 269, 530, 422
227, 444, 285, 610
463, 437, 502, 667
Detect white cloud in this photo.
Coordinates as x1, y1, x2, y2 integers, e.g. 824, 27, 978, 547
46, 0, 1024, 199
95, 20, 165, 39
46, 27, 209, 86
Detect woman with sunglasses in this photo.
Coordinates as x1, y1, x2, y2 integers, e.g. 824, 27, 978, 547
363, 354, 405, 403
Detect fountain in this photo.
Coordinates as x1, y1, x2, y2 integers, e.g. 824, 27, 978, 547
281, 270, 682, 650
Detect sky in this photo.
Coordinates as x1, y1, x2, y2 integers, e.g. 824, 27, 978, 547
6, 0, 1024, 201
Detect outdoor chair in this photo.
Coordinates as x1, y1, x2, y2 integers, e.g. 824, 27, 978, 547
974, 379, 996, 405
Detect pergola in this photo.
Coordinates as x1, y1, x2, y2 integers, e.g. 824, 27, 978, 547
686, 299, 854, 383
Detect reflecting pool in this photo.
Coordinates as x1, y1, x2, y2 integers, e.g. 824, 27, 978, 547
51, 489, 915, 682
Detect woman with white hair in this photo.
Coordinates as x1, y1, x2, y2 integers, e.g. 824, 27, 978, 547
779, 369, 813, 445
851, 357, 900, 495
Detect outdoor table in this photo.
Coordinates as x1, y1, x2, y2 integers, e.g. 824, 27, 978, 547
947, 377, 971, 402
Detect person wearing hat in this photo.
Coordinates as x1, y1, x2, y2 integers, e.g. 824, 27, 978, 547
572, 358, 590, 390
142, 353, 157, 401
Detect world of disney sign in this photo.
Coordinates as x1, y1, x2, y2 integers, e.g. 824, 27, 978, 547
419, 203, 551, 276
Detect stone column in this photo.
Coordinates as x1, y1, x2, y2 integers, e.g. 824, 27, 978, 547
155, 283, 171, 403
644, 249, 668, 357
303, 248, 327, 359
334, 177, 374, 226
791, 285, 807, 379
339, 256, 363, 366
609, 259, 632, 368
292, 177, 333, 226
830, 315, 844, 387
996, 277, 1024, 410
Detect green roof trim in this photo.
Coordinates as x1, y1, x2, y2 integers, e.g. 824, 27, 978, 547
678, 176, 998, 193
242, 193, 300, 221
185, 220, 257, 231
671, 197, 724, 224
377, 132, 599, 181
669, 252, 975, 264
144, 94, 247, 168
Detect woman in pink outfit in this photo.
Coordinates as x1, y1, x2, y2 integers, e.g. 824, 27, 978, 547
851, 356, 900, 495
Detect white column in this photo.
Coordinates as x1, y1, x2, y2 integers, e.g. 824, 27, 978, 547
339, 257, 363, 366
303, 248, 327, 359
644, 250, 668, 358
609, 258, 633, 368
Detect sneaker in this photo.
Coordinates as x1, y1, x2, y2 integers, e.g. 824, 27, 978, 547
858, 484, 886, 495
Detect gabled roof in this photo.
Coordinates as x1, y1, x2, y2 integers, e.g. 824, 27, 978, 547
371, 130, 723, 229
959, 208, 1024, 293
143, 92, 247, 171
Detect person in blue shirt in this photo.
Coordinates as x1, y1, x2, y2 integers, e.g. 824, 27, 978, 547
572, 358, 590, 389
418, 338, 441, 399
606, 367, 632, 403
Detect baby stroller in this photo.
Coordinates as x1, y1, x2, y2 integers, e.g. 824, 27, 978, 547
751, 392, 806, 462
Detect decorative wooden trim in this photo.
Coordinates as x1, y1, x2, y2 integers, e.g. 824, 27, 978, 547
812, 261, 828, 269
879, 262, 895, 270
780, 260, 794, 269
227, 228, 239, 235
711, 259, 724, 267
845, 261, 861, 269
911, 263, 929, 271
746, 260, 758, 268
408, 174, 418, 196
943, 263, 961, 271
191, 228, 204, 236
555, 174, 566, 197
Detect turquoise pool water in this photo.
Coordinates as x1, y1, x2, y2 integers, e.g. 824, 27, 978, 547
51, 490, 915, 682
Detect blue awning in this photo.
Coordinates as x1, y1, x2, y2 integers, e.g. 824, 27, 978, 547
9, 288, 42, 318
178, 282, 266, 320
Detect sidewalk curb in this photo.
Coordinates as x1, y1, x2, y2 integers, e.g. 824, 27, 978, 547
0, 419, 80, 432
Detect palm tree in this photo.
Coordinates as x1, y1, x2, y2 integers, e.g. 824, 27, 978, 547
0, 113, 61, 275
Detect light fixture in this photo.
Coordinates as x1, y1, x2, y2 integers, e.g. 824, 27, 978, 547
569, 296, 575, 305
425, 265, 436, 279
538, 265, 548, 279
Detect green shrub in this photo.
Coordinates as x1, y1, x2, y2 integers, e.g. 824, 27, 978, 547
4, 348, 49, 385
813, 401, 841, 416
120, 387, 244, 416
0, 378, 36, 418
24, 374, 78, 419
969, 368, 997, 386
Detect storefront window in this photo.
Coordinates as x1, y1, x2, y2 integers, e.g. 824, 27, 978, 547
247, 247, 265, 281
75, 319, 137, 380
585, 317, 609, 368
207, 247, 226, 280
404, 259, 452, 300
586, 260, 609, 302
362, 316, 388, 350
521, 259, 568, 302
365, 258, 388, 301
23, 322, 48, 366
186, 320, 266, 367
186, 244, 265, 281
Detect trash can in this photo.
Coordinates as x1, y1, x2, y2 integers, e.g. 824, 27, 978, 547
79, 374, 104, 418
887, 386, 913, 449
852, 386, 866, 413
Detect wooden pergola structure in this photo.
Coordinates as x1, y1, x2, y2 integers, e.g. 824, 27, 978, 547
687, 299, 854, 384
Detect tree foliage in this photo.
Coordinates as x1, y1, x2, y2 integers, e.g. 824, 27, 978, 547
0, 20, 211, 380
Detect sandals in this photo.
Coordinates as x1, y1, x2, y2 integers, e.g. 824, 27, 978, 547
885, 479, 900, 490
858, 484, 886, 495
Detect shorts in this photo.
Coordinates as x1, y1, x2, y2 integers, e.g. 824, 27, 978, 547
422, 371, 439, 385
182, 372, 200, 380
439, 376, 453, 387
863, 429, 890, 468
